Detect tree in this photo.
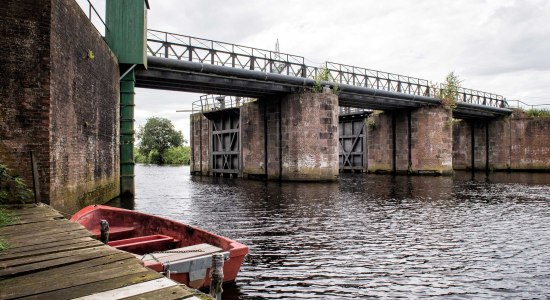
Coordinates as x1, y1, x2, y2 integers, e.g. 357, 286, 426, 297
137, 117, 186, 164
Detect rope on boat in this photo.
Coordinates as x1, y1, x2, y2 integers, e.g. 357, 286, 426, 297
141, 249, 205, 263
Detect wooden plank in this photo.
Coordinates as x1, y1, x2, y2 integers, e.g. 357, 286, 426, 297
6, 210, 62, 221
3, 211, 68, 223
0, 246, 117, 269
2, 225, 90, 240
120, 285, 197, 300
73, 277, 179, 300
0, 219, 85, 236
1, 252, 133, 284
7, 207, 62, 217
0, 250, 120, 278
3, 205, 53, 215
1, 263, 155, 298
0, 224, 88, 240
4, 271, 162, 300
3, 256, 141, 286
2, 236, 97, 253
7, 212, 63, 224
0, 240, 103, 261
5, 229, 95, 249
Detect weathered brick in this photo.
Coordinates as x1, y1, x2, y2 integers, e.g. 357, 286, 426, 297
453, 112, 550, 171
1, 0, 119, 213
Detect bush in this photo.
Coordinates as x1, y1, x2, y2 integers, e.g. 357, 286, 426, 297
134, 146, 191, 165
436, 72, 461, 110
0, 164, 33, 204
312, 66, 340, 94
134, 147, 147, 163
163, 146, 191, 165
526, 108, 550, 117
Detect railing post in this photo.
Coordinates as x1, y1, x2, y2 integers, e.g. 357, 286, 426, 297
301, 65, 306, 78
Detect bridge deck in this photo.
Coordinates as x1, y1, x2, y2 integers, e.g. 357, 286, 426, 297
138, 29, 512, 119
0, 205, 207, 300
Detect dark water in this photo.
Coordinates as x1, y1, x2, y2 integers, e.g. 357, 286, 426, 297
109, 165, 550, 299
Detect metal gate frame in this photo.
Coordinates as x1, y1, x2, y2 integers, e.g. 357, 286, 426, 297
339, 117, 368, 172
210, 112, 240, 177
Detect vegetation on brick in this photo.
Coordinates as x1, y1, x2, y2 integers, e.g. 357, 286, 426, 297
312, 66, 340, 94
525, 108, 550, 117
436, 72, 461, 110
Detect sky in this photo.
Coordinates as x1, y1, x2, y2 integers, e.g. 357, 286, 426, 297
79, 0, 550, 144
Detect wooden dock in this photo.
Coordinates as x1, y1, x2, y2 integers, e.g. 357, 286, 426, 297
0, 204, 210, 300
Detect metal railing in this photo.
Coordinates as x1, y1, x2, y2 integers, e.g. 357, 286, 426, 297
325, 62, 431, 97
147, 30, 306, 77
147, 29, 507, 108
192, 95, 256, 114
507, 100, 550, 111
77, 0, 108, 36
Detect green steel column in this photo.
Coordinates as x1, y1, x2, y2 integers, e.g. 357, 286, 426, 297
120, 68, 136, 196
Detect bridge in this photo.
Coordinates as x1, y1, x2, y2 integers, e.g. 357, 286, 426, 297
7, 0, 550, 210
137, 29, 511, 119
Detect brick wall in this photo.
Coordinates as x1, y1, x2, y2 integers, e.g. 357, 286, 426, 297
49, 0, 119, 213
367, 112, 393, 172
279, 92, 339, 181
200, 92, 339, 181
240, 100, 267, 178
1, 0, 120, 212
190, 113, 210, 175
368, 105, 453, 174
0, 0, 52, 201
453, 113, 550, 171
410, 105, 453, 174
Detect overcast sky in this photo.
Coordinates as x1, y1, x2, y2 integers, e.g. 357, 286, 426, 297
81, 0, 550, 143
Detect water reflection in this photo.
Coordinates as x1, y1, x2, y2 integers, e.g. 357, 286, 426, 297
107, 165, 550, 299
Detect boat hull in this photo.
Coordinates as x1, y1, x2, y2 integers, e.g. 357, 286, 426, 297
71, 205, 248, 289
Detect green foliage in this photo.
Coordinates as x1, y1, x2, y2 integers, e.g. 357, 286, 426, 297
134, 146, 191, 165
134, 147, 147, 163
163, 146, 191, 165
525, 108, 550, 117
364, 117, 376, 130
137, 117, 186, 164
0, 164, 33, 204
312, 66, 340, 94
437, 72, 462, 110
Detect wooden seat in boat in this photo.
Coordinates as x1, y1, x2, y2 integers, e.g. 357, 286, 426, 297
106, 234, 177, 255
89, 226, 135, 240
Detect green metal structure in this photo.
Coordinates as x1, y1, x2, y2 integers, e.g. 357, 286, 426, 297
119, 70, 136, 196
106, 0, 148, 67
105, 0, 149, 197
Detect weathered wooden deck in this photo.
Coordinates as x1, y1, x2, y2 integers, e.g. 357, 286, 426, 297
0, 205, 210, 300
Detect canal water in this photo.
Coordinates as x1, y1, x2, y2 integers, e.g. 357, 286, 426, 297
109, 165, 550, 299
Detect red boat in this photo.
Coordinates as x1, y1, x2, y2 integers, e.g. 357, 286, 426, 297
71, 205, 248, 289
